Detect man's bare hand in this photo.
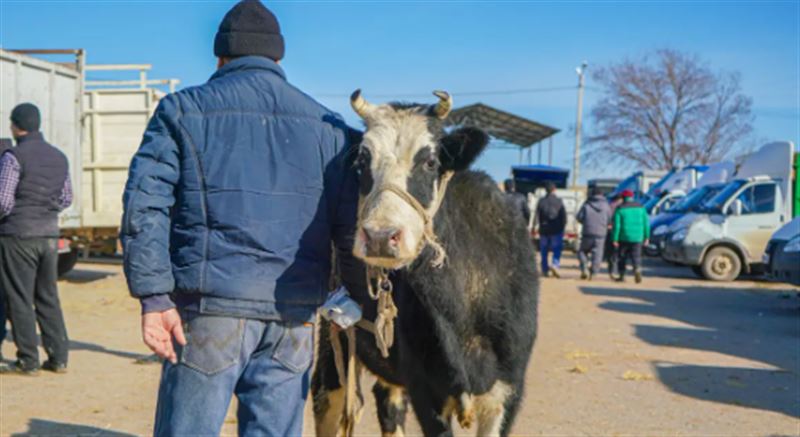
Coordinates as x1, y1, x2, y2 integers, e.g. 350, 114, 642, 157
142, 309, 187, 364
613, 241, 620, 248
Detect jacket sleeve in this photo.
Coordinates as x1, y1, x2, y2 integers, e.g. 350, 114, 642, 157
521, 198, 531, 224
120, 95, 181, 303
642, 208, 651, 241
576, 203, 586, 224
326, 124, 368, 299
558, 200, 567, 230
612, 209, 621, 242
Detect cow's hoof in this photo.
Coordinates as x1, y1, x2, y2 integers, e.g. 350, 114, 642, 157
457, 394, 475, 429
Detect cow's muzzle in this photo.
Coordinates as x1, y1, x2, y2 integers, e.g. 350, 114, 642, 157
362, 225, 403, 258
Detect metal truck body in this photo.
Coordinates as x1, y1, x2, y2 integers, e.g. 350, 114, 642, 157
512, 165, 585, 251
1, 49, 178, 272
0, 49, 85, 272
663, 142, 797, 281
611, 169, 668, 201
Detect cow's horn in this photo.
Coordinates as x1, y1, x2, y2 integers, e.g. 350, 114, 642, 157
351, 89, 376, 119
432, 90, 452, 119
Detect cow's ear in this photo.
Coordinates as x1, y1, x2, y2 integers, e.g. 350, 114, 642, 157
439, 127, 489, 172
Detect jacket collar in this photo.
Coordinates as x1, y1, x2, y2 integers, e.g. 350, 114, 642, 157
209, 56, 286, 82
16, 131, 43, 144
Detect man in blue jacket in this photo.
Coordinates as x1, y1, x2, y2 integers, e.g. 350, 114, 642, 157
121, 1, 360, 434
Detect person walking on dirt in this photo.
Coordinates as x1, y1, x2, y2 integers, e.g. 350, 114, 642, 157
121, 1, 360, 435
606, 193, 624, 279
535, 182, 567, 277
504, 179, 531, 226
612, 189, 650, 283
576, 186, 612, 280
0, 103, 72, 375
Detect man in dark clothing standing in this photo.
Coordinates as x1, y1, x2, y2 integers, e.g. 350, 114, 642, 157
612, 189, 650, 283
535, 182, 567, 277
0, 103, 72, 375
121, 1, 360, 434
606, 193, 624, 279
504, 178, 531, 225
576, 186, 613, 280
0, 137, 10, 359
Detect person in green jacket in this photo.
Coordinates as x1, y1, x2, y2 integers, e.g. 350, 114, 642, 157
612, 189, 650, 283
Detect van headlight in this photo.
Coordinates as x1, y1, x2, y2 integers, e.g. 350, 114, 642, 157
653, 225, 668, 236
672, 228, 688, 242
784, 236, 800, 253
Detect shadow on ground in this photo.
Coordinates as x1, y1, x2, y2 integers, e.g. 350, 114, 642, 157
581, 283, 800, 418
12, 419, 136, 436
60, 268, 116, 284
69, 339, 151, 361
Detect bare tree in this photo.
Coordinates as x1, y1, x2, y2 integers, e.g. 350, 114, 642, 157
587, 49, 754, 170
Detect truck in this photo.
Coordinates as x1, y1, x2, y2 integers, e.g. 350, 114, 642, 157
0, 48, 179, 274
587, 178, 622, 197
1, 49, 84, 274
512, 165, 585, 251
645, 162, 736, 256
642, 165, 710, 216
662, 142, 799, 281
611, 169, 668, 201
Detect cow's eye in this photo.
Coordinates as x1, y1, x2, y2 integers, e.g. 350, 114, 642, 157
355, 148, 370, 170
424, 158, 438, 172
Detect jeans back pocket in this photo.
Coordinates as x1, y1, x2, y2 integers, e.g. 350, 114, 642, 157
272, 323, 313, 373
180, 314, 245, 376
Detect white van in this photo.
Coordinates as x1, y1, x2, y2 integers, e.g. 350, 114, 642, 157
663, 142, 798, 281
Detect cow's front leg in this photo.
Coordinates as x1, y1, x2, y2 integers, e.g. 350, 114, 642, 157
406, 379, 454, 437
373, 378, 409, 437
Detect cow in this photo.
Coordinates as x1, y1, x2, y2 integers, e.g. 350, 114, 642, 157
312, 90, 538, 437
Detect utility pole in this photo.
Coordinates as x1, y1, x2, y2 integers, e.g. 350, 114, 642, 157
572, 61, 588, 188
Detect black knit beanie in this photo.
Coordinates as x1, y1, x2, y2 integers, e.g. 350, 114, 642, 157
10, 103, 41, 132
214, 0, 285, 61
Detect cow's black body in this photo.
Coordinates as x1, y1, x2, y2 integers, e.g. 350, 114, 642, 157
313, 170, 538, 436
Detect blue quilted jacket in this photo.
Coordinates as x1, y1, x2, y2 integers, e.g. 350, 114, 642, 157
121, 56, 358, 322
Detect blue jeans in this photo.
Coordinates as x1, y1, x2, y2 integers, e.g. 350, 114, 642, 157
154, 311, 314, 436
540, 234, 564, 274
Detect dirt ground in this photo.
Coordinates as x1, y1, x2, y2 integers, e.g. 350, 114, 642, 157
1, 256, 798, 436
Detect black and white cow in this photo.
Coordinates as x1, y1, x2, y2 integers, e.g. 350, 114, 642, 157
312, 91, 538, 437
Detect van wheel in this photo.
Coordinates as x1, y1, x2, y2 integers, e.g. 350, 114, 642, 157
701, 247, 741, 281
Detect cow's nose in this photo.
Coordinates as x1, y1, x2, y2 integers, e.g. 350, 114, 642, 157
363, 226, 403, 257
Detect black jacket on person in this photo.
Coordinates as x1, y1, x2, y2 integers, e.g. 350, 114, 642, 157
535, 192, 567, 236
0, 132, 68, 238
508, 192, 531, 223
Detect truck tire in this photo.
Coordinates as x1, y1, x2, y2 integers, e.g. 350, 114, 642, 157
58, 249, 79, 277
701, 247, 741, 281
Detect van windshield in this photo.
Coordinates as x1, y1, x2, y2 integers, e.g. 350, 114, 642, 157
643, 195, 662, 214
698, 180, 746, 213
667, 185, 721, 213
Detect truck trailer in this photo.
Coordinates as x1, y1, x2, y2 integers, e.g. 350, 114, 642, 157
0, 48, 179, 274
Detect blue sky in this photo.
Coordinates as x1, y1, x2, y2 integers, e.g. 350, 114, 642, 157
1, 0, 798, 182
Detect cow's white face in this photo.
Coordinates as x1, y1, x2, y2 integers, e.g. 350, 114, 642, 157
351, 91, 489, 270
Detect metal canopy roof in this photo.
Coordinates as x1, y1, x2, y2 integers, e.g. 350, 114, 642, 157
445, 103, 559, 148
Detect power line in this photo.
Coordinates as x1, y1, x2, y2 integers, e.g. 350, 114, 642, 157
314, 85, 579, 99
